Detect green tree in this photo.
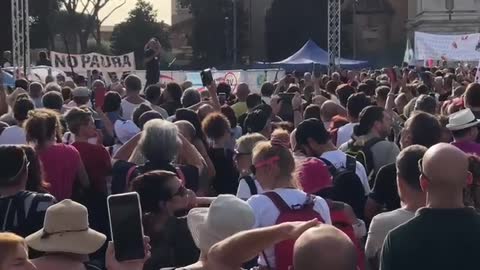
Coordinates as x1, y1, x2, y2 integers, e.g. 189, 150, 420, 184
30, 0, 60, 49
265, 0, 328, 62
180, 0, 248, 67
110, 0, 171, 69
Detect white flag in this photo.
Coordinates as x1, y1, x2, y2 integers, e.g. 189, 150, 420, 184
403, 39, 415, 65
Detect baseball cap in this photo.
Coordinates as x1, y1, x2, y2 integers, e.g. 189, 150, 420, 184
72, 87, 90, 97
297, 157, 333, 194
244, 104, 272, 134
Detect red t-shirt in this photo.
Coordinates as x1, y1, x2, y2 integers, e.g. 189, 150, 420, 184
39, 144, 82, 200
72, 141, 112, 193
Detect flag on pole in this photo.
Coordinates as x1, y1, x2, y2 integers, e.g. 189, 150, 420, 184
403, 39, 415, 65
475, 60, 480, 83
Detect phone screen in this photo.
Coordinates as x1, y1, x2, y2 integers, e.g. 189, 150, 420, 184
108, 192, 145, 261
386, 68, 397, 83
218, 93, 226, 105
200, 69, 213, 87
94, 86, 106, 109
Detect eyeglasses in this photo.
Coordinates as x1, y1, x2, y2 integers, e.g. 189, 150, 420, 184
250, 156, 280, 175
418, 158, 430, 181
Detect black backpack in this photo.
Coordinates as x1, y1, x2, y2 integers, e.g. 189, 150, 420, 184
240, 175, 258, 196
320, 156, 367, 220
345, 137, 384, 181
0, 191, 56, 237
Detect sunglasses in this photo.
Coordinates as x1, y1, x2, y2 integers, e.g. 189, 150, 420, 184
250, 156, 280, 175
171, 185, 188, 198
234, 151, 251, 160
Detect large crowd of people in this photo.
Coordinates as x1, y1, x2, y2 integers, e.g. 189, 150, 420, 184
2, 45, 480, 270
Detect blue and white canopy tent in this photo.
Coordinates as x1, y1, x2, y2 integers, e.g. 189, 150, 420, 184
253, 40, 369, 71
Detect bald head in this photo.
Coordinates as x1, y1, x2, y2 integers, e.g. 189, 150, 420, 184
422, 143, 470, 195
294, 225, 357, 270
236, 83, 250, 101
175, 120, 196, 142
198, 104, 215, 121
320, 101, 344, 122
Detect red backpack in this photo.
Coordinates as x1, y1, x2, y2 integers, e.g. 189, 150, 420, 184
262, 192, 325, 270
327, 200, 366, 270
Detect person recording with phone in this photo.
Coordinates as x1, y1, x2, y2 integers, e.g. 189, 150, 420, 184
144, 38, 163, 88
130, 170, 200, 270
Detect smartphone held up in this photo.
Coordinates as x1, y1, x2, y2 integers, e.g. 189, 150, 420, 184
107, 192, 145, 262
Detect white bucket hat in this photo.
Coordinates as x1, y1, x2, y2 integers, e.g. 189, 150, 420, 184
447, 108, 480, 131
26, 199, 106, 254
187, 194, 255, 252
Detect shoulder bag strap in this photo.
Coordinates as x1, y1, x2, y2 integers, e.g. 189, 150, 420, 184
263, 192, 291, 212
243, 176, 258, 195
345, 155, 357, 172
319, 157, 338, 176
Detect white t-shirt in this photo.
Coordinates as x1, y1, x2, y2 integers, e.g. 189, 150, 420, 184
121, 99, 149, 121
236, 176, 264, 200
336, 122, 357, 147
320, 150, 370, 195
247, 188, 331, 268
0, 126, 26, 145
365, 208, 415, 259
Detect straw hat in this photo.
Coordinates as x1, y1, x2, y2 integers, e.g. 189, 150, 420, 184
187, 195, 255, 252
447, 108, 480, 131
26, 199, 106, 254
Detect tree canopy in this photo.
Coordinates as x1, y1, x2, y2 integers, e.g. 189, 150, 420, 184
265, 0, 328, 62
180, 0, 247, 67
110, 0, 170, 69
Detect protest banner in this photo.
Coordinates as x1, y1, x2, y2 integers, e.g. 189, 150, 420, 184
415, 32, 480, 61
50, 51, 136, 85
184, 69, 285, 93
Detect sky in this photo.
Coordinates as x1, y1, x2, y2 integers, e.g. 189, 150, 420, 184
100, 0, 171, 26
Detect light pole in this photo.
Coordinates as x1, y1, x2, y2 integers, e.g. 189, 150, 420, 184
446, 0, 454, 21
352, 0, 358, 59
232, 0, 238, 66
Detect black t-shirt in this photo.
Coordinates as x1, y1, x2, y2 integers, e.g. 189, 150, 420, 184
473, 110, 480, 143
381, 207, 480, 270
145, 48, 160, 85
368, 163, 400, 211
111, 160, 199, 194
37, 59, 52, 66
208, 148, 239, 195
144, 216, 199, 270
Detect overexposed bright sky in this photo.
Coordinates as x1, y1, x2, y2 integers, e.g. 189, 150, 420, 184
99, 0, 171, 26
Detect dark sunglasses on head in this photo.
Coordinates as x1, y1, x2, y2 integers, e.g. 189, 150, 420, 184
234, 151, 251, 160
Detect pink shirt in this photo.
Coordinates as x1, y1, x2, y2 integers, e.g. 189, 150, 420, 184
452, 141, 480, 156
39, 144, 82, 200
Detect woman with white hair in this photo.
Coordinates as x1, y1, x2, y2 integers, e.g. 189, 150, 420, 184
111, 119, 205, 194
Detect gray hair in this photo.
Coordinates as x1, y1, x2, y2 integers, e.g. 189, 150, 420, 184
139, 119, 179, 163
45, 82, 61, 92
181, 88, 201, 108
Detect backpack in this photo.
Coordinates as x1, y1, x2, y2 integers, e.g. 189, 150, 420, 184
0, 191, 55, 237
240, 175, 258, 196
262, 192, 324, 270
327, 200, 366, 270
320, 156, 367, 220
345, 137, 384, 180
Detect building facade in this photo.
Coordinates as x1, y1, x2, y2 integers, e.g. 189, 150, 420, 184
171, 0, 192, 25
407, 0, 480, 34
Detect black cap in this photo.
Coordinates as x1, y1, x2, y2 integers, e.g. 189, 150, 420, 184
296, 118, 331, 146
